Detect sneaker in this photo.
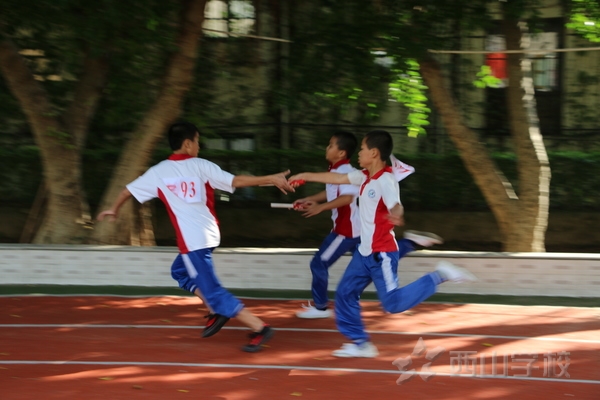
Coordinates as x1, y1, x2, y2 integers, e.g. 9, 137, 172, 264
202, 313, 230, 338
404, 230, 444, 247
435, 260, 478, 283
332, 342, 379, 358
296, 302, 332, 319
242, 325, 275, 353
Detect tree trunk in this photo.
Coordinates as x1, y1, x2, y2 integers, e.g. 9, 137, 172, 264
90, 0, 208, 245
502, 18, 551, 252
0, 38, 110, 243
64, 55, 111, 151
419, 55, 519, 248
0, 39, 83, 243
63, 55, 111, 228
418, 19, 551, 252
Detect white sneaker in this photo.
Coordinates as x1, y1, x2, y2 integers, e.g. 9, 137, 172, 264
404, 230, 444, 247
332, 342, 379, 358
435, 260, 478, 283
296, 302, 332, 319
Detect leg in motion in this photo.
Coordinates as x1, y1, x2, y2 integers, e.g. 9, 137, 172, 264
332, 252, 379, 358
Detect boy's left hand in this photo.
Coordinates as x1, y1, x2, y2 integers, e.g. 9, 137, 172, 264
387, 213, 404, 226
299, 202, 323, 218
292, 199, 311, 210
97, 210, 118, 222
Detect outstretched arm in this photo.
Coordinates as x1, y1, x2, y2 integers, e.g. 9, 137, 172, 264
96, 188, 133, 222
232, 169, 295, 194
288, 171, 350, 185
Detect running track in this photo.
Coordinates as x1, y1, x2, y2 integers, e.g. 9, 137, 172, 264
0, 295, 598, 399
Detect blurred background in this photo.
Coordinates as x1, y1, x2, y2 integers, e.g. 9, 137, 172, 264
1, 0, 599, 253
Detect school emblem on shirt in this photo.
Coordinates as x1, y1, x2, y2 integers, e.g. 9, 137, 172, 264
368, 189, 376, 198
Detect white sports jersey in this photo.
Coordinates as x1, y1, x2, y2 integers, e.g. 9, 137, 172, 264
327, 160, 360, 238
348, 167, 400, 256
126, 154, 234, 253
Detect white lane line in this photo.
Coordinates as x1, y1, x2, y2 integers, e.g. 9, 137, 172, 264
1, 324, 599, 344
0, 360, 598, 385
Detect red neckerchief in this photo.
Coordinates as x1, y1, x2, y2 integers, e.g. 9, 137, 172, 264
360, 166, 392, 195
168, 154, 195, 161
328, 159, 350, 171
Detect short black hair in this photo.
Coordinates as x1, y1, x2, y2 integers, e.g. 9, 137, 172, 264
364, 130, 393, 161
168, 121, 199, 151
332, 131, 358, 159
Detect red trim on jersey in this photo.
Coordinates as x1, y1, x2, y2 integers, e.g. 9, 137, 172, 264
359, 170, 370, 195
372, 198, 398, 252
372, 166, 392, 178
333, 203, 352, 237
333, 184, 353, 237
168, 154, 195, 161
205, 182, 218, 223
328, 159, 350, 171
158, 188, 189, 254
359, 166, 392, 195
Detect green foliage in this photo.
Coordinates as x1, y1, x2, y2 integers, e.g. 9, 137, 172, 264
0, 0, 182, 145
3, 146, 599, 213
473, 65, 503, 89
389, 59, 430, 137
385, 0, 494, 56
0, 146, 42, 203
285, 0, 394, 126
567, 0, 600, 42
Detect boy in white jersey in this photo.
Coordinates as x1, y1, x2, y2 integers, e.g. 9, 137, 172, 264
293, 131, 361, 319
289, 130, 477, 358
293, 132, 443, 319
97, 121, 295, 352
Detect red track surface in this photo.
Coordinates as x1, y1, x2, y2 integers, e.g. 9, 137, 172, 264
0, 296, 598, 399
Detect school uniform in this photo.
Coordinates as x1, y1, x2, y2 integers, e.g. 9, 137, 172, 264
334, 167, 440, 344
308, 159, 361, 310
126, 154, 243, 318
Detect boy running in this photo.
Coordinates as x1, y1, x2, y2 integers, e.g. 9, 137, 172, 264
97, 121, 295, 352
294, 132, 443, 319
293, 131, 361, 318
289, 130, 477, 358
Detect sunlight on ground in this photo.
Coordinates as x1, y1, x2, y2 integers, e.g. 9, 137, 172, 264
263, 348, 339, 364
41, 366, 254, 383
368, 303, 600, 340
473, 386, 516, 398
75, 297, 200, 310
42, 366, 146, 381
220, 389, 269, 400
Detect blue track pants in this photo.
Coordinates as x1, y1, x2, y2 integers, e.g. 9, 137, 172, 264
309, 232, 360, 309
171, 249, 243, 318
334, 240, 439, 343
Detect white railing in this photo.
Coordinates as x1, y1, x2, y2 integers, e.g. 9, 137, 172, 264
1, 244, 598, 298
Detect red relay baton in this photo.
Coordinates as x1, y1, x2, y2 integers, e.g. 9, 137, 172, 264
289, 179, 306, 188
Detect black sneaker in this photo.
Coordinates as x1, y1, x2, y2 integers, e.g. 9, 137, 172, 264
242, 325, 274, 352
202, 313, 230, 338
